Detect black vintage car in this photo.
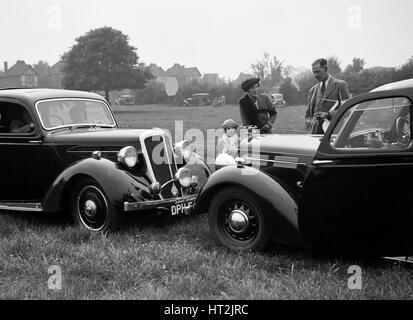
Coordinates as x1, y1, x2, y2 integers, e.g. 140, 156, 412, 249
197, 79, 413, 257
0, 89, 211, 232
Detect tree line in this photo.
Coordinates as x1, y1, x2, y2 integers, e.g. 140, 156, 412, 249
58, 27, 413, 106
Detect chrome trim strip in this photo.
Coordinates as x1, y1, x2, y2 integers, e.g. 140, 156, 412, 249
124, 195, 197, 212
34, 98, 117, 131
313, 160, 334, 165
139, 130, 161, 184
244, 157, 306, 166
383, 256, 413, 264
163, 135, 175, 180
0, 203, 42, 212
67, 150, 119, 154
163, 134, 183, 195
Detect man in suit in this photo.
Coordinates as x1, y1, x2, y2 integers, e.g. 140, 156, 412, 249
239, 77, 277, 134
305, 58, 350, 134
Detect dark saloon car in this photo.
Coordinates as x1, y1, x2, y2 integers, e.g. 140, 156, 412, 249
197, 79, 413, 257
0, 89, 211, 232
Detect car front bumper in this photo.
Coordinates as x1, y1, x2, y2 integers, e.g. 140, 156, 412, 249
123, 194, 198, 215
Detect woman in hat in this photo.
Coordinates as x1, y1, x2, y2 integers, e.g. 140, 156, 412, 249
216, 119, 239, 158
238, 77, 277, 134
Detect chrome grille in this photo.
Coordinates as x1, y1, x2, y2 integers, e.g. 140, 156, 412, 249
141, 132, 181, 199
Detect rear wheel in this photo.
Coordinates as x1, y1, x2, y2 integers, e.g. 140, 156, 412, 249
208, 187, 269, 251
70, 178, 121, 232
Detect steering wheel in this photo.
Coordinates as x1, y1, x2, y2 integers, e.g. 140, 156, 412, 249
395, 116, 410, 144
48, 115, 65, 126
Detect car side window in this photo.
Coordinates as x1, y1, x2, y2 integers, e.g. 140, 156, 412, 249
0, 102, 35, 135
330, 97, 411, 150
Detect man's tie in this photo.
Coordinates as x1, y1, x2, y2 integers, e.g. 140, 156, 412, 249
321, 81, 326, 95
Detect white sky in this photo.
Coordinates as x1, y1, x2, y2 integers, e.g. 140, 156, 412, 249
1, 0, 413, 80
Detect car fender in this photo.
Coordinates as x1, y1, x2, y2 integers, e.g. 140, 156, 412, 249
196, 165, 307, 247
42, 157, 152, 213
181, 156, 212, 189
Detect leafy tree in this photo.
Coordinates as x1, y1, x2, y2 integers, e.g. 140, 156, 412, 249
134, 80, 168, 105
33, 60, 50, 75
394, 56, 413, 82
250, 53, 284, 92
326, 56, 342, 77
279, 77, 301, 106
344, 57, 365, 74
62, 27, 153, 102
294, 69, 317, 104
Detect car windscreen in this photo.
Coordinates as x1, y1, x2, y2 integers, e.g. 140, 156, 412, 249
36, 99, 116, 130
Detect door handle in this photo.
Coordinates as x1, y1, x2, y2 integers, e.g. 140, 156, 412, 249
313, 160, 333, 166
29, 140, 42, 144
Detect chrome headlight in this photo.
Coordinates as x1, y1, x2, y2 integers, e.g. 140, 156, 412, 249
175, 168, 192, 188
117, 146, 138, 168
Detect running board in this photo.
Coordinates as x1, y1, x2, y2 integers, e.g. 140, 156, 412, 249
0, 202, 43, 212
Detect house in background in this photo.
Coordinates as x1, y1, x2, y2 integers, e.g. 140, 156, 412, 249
0, 61, 39, 88
48, 61, 65, 89
164, 63, 202, 87
202, 73, 226, 87
149, 63, 169, 83
34, 61, 65, 89
233, 72, 253, 88
150, 63, 203, 88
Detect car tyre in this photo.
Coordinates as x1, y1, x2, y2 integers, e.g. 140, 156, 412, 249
208, 186, 269, 251
70, 178, 121, 232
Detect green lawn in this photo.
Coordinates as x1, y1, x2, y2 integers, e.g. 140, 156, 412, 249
0, 104, 412, 300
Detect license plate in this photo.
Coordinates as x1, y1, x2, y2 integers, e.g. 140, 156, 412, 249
171, 200, 195, 216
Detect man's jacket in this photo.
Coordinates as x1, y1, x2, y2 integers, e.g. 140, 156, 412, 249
305, 77, 350, 120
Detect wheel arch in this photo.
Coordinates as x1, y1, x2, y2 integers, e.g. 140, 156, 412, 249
42, 158, 151, 214
58, 173, 95, 216
197, 166, 307, 247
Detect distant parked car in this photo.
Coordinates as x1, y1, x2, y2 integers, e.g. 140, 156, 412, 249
0, 88, 211, 232
115, 95, 134, 106
184, 93, 211, 106
198, 79, 413, 257
271, 93, 286, 107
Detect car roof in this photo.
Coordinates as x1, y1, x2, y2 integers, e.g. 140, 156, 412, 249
371, 79, 413, 92
0, 88, 106, 105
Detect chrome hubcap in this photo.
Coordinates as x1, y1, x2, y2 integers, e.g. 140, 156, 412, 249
222, 202, 257, 243
76, 185, 109, 232
228, 209, 250, 234
84, 200, 97, 219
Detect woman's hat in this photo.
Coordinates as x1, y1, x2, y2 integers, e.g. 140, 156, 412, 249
241, 77, 260, 92
222, 119, 238, 130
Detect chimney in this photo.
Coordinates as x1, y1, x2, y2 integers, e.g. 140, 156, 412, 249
4, 62, 7, 73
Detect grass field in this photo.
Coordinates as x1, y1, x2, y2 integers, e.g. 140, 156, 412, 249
0, 104, 412, 300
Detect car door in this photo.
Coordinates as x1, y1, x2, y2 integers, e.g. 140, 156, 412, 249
298, 88, 413, 256
0, 99, 63, 202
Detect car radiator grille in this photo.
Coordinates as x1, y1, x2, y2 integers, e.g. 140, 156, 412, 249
143, 133, 181, 199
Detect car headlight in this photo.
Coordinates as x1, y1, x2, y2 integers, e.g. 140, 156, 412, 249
117, 146, 138, 168
175, 168, 192, 187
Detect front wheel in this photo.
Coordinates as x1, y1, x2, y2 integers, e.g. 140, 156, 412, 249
208, 186, 269, 251
70, 178, 121, 232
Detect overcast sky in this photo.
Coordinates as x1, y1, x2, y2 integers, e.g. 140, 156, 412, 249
1, 0, 412, 79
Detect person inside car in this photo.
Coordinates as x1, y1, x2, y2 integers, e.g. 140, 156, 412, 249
69, 105, 87, 124
9, 109, 35, 133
